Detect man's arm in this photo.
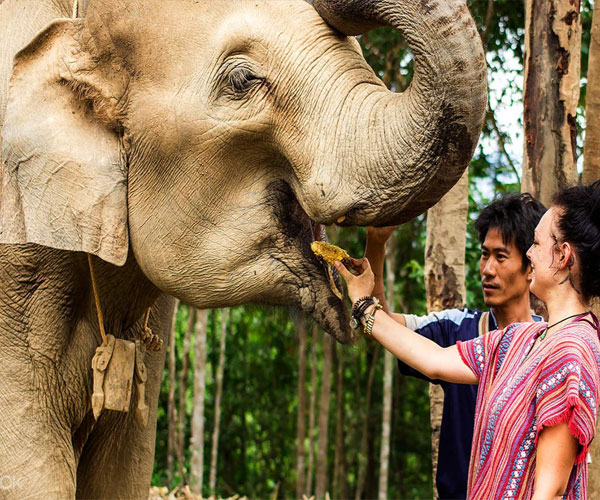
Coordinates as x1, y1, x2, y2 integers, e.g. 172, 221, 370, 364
364, 226, 406, 324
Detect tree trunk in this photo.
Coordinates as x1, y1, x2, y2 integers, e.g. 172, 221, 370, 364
306, 323, 319, 494
315, 332, 333, 499
296, 314, 308, 498
355, 346, 381, 500
424, 170, 468, 498
333, 344, 347, 500
584, 9, 600, 488
190, 309, 209, 495
589, 297, 600, 498
378, 235, 397, 500
583, 4, 600, 184
167, 299, 180, 485
177, 306, 194, 482
522, 0, 581, 204
209, 308, 228, 494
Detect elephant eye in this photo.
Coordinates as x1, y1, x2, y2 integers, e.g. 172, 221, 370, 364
228, 66, 265, 97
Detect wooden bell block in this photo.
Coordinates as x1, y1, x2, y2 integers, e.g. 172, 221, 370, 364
103, 338, 136, 412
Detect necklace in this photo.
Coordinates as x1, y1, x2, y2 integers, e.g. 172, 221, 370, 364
539, 312, 589, 341
524, 311, 590, 360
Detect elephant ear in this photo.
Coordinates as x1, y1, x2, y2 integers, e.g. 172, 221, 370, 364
0, 19, 129, 266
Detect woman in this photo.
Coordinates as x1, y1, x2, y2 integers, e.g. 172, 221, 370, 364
334, 181, 600, 500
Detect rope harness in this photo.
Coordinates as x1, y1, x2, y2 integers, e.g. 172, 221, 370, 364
74, 1, 159, 428
88, 255, 153, 427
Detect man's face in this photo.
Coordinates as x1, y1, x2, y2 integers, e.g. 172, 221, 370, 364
479, 228, 532, 308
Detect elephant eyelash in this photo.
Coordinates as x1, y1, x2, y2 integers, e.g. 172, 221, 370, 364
227, 66, 266, 98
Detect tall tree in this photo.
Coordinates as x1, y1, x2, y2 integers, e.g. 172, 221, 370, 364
177, 306, 194, 481
167, 299, 180, 485
583, 4, 600, 184
315, 332, 333, 499
522, 0, 581, 203
355, 346, 381, 500
190, 309, 209, 494
209, 308, 228, 494
305, 323, 319, 494
296, 314, 308, 498
332, 344, 347, 500
378, 234, 396, 500
424, 171, 469, 498
583, 7, 600, 495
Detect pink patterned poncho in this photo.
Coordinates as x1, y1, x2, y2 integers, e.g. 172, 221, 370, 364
457, 315, 600, 500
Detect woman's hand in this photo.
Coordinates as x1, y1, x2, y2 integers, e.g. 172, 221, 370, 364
333, 257, 375, 304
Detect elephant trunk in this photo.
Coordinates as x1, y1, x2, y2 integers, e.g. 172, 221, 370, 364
305, 0, 487, 226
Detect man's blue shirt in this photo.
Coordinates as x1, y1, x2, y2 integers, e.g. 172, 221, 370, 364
398, 308, 543, 500
398, 308, 494, 500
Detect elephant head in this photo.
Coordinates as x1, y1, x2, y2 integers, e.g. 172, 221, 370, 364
0, 0, 486, 342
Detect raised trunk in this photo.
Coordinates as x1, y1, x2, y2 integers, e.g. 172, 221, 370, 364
424, 170, 468, 498
583, 5, 600, 184
190, 308, 208, 494
315, 332, 333, 499
304, 0, 486, 226
378, 235, 396, 500
296, 314, 308, 498
522, 0, 581, 205
209, 308, 228, 494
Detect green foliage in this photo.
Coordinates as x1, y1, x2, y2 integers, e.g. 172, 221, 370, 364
153, 214, 434, 498
153, 1, 595, 497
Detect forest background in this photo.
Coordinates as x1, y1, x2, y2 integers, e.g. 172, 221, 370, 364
150, 1, 597, 499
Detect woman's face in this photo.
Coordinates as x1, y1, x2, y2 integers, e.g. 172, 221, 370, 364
526, 207, 562, 300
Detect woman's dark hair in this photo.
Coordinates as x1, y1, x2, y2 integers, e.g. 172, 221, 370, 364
474, 193, 547, 270
553, 180, 600, 300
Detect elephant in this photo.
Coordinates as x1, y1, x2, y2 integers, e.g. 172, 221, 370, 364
0, 0, 487, 498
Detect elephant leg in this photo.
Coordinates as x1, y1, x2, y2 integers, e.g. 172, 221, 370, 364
0, 383, 77, 499
76, 406, 157, 500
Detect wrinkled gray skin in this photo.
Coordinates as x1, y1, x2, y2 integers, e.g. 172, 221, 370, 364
0, 0, 486, 498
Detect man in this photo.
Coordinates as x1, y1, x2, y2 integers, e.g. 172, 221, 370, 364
366, 193, 546, 500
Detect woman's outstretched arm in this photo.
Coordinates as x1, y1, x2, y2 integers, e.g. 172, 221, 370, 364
335, 259, 478, 385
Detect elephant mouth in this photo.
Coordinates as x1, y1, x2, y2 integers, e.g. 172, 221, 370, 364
310, 227, 346, 302
268, 181, 354, 343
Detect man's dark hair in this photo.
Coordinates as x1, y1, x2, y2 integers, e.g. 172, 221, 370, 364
474, 193, 546, 270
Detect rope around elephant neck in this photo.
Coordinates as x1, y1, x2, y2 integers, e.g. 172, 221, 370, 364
87, 254, 109, 346
87, 255, 158, 350
143, 307, 151, 330
71, 0, 78, 19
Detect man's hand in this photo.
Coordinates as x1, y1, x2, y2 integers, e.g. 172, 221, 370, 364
365, 226, 398, 314
367, 226, 398, 245
333, 258, 375, 305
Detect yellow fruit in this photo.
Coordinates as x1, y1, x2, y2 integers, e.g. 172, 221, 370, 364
310, 241, 351, 265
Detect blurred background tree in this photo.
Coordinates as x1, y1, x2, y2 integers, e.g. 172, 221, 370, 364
151, 1, 596, 498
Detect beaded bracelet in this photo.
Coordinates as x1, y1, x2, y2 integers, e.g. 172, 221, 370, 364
350, 296, 374, 329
